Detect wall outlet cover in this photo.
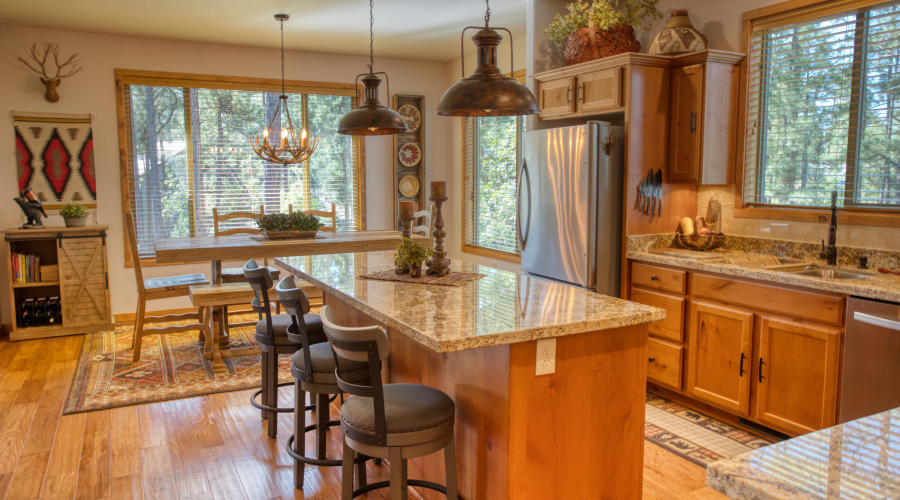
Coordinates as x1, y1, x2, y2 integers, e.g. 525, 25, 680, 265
535, 338, 556, 376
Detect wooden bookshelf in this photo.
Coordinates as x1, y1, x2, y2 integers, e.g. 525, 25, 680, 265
3, 225, 114, 341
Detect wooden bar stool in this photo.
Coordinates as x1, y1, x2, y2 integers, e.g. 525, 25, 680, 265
320, 306, 458, 500
275, 276, 371, 490
188, 282, 263, 366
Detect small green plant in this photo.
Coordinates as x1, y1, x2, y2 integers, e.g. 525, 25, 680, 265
59, 202, 86, 218
544, 0, 662, 43
256, 212, 322, 232
395, 238, 433, 267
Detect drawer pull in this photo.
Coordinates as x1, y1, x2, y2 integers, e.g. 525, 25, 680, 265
650, 275, 658, 281
758, 358, 765, 383
648, 357, 656, 363
739, 352, 746, 377
566, 87, 571, 105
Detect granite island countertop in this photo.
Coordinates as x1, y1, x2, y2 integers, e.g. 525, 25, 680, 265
276, 251, 665, 352
707, 407, 900, 499
627, 234, 900, 302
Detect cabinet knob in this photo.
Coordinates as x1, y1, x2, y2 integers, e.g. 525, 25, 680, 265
650, 275, 658, 281
648, 357, 655, 363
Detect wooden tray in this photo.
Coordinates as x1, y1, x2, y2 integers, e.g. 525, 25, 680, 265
259, 229, 318, 240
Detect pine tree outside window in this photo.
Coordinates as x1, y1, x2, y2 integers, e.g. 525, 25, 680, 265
743, 0, 900, 211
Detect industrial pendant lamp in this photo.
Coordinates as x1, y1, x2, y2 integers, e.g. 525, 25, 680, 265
437, 0, 539, 117
251, 14, 319, 165
337, 0, 408, 135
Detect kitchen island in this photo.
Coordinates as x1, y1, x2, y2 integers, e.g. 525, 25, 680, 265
277, 251, 665, 499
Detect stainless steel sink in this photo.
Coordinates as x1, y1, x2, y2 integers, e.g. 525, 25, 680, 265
790, 267, 871, 280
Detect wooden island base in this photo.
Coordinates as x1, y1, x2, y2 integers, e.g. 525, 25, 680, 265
325, 292, 648, 499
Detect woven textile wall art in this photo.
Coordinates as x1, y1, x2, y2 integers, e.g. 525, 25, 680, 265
13, 111, 97, 209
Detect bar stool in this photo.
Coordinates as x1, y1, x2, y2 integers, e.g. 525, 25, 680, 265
320, 305, 458, 500
243, 260, 307, 438
275, 276, 372, 490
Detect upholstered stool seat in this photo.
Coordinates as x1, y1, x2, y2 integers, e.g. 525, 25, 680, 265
341, 384, 455, 441
255, 313, 324, 346
291, 343, 369, 384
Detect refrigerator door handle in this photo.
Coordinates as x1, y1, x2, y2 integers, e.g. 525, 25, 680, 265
517, 158, 532, 250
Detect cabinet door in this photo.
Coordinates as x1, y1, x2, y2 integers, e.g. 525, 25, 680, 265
538, 77, 575, 118
59, 237, 110, 327
755, 316, 841, 435
576, 67, 622, 113
668, 64, 703, 183
648, 337, 683, 390
630, 286, 685, 342
687, 300, 754, 414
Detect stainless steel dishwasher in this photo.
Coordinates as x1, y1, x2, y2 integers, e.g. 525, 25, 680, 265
840, 297, 900, 423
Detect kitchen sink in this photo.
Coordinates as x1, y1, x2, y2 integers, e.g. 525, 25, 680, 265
789, 267, 871, 280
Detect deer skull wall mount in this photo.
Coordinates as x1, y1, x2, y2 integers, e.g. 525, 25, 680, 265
18, 42, 83, 103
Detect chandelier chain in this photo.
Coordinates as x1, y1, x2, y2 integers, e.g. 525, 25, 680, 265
279, 17, 286, 95
368, 0, 375, 72
484, 0, 491, 26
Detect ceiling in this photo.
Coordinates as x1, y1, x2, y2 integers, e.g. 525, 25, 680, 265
0, 0, 528, 62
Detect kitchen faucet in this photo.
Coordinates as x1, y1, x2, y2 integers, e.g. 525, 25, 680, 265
819, 191, 838, 266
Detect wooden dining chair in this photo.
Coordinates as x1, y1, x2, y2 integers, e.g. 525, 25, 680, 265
412, 203, 435, 243
125, 211, 210, 362
289, 203, 338, 232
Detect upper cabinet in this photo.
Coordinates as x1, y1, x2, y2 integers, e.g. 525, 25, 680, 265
668, 52, 743, 185
537, 67, 624, 118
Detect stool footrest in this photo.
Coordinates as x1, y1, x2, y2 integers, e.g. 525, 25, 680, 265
285, 428, 367, 467
250, 383, 296, 414
352, 479, 447, 497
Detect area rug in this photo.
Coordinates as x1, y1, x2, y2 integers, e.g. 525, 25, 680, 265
644, 393, 776, 467
63, 314, 296, 414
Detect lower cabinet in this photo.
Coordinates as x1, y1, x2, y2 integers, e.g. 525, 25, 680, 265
687, 300, 754, 415
754, 316, 841, 435
647, 337, 683, 390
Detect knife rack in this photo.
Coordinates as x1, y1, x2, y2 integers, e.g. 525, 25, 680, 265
636, 169, 663, 217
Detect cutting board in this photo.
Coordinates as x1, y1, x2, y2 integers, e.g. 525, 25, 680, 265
648, 248, 724, 260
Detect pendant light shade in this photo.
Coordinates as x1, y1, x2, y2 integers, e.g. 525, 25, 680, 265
437, 1, 539, 117
337, 0, 408, 136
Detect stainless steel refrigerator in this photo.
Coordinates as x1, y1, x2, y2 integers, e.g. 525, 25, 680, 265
518, 122, 624, 296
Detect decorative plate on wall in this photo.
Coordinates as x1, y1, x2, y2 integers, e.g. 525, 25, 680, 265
398, 142, 421, 167
398, 104, 422, 133
398, 175, 420, 198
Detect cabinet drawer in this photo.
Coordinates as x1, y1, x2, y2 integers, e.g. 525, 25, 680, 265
631, 263, 686, 294
648, 338, 683, 390
630, 286, 685, 342
692, 273, 844, 326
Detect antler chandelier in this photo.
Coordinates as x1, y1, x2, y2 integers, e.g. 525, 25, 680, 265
251, 14, 319, 165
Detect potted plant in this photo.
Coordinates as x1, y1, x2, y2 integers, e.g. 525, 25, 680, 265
545, 0, 663, 66
395, 238, 433, 278
59, 202, 87, 227
256, 212, 322, 240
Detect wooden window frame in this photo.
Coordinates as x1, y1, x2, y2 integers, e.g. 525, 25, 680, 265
734, 0, 900, 228
114, 69, 366, 267
460, 69, 527, 264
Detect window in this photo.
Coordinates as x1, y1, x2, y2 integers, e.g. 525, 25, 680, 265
743, 0, 900, 210
116, 70, 363, 259
462, 115, 525, 258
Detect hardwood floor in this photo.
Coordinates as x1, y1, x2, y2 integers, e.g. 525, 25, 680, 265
0, 332, 723, 499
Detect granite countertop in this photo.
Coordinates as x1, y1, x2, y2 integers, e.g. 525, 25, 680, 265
626, 234, 900, 302
707, 407, 900, 499
276, 251, 665, 352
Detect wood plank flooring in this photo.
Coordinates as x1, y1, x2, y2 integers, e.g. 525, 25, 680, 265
0, 332, 724, 499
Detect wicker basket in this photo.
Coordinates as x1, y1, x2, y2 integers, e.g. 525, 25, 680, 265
562, 24, 641, 66
673, 233, 726, 251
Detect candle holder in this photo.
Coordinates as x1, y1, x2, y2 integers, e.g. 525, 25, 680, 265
398, 215, 416, 239
426, 194, 451, 277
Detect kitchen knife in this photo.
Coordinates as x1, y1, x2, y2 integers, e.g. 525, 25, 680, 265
654, 169, 663, 217
639, 174, 648, 213
642, 173, 651, 214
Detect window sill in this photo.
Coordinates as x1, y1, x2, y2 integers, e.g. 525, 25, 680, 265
461, 245, 521, 264
125, 257, 214, 268
734, 207, 900, 228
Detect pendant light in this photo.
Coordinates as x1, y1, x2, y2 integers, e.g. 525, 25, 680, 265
437, 0, 539, 117
251, 14, 319, 165
337, 0, 408, 135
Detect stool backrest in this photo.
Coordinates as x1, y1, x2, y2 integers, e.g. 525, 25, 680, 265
275, 276, 315, 379
243, 260, 275, 338
320, 304, 391, 445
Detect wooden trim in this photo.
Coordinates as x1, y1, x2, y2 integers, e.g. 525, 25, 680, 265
114, 69, 358, 96
358, 129, 367, 231
744, 0, 889, 29
461, 244, 521, 264
116, 74, 135, 268
733, 207, 900, 227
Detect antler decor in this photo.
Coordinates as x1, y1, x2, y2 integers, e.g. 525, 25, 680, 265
18, 42, 83, 103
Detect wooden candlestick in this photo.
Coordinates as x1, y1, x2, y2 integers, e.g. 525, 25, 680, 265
398, 216, 415, 239
426, 191, 451, 277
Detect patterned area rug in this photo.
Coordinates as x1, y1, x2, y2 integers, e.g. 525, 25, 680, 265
63, 314, 294, 414
644, 393, 775, 467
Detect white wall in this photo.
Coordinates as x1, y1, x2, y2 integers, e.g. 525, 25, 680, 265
0, 24, 451, 322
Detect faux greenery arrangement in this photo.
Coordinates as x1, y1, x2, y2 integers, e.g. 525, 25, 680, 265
395, 238, 433, 277
59, 202, 86, 218
544, 0, 662, 43
256, 212, 322, 232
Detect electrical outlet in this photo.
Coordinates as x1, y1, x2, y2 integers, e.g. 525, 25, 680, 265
535, 338, 556, 376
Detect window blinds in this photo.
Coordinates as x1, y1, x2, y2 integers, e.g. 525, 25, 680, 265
122, 78, 360, 258
744, 1, 900, 208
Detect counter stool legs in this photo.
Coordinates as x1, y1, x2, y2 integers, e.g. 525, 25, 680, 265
444, 437, 458, 500
293, 381, 306, 488
389, 447, 408, 500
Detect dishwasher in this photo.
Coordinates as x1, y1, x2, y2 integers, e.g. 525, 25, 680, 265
840, 297, 900, 423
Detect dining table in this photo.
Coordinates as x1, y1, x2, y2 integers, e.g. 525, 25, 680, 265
154, 230, 427, 355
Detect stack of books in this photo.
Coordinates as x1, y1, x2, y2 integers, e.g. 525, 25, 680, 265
11, 252, 42, 283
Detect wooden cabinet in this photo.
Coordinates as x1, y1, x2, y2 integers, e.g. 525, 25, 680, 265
687, 300, 754, 414
537, 76, 575, 118
630, 286, 684, 342
754, 316, 841, 435
537, 67, 623, 119
667, 53, 742, 184
648, 337, 683, 390
631, 262, 686, 294
3, 226, 113, 341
